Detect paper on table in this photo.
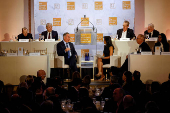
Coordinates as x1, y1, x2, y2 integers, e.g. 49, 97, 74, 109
96, 54, 104, 58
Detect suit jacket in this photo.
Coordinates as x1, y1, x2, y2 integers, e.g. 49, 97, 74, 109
117, 28, 135, 40
144, 29, 159, 38
18, 33, 33, 40
139, 42, 151, 52
57, 40, 77, 64
154, 42, 169, 52
41, 30, 58, 40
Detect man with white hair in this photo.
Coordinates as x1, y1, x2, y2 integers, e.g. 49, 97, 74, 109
41, 23, 58, 40
117, 20, 135, 40
144, 23, 159, 38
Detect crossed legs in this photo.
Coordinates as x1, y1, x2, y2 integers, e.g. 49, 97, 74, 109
97, 58, 105, 80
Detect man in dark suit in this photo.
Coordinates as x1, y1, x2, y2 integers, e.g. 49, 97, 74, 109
18, 27, 33, 40
144, 23, 159, 38
136, 34, 151, 52
41, 23, 58, 41
117, 20, 135, 40
57, 32, 78, 71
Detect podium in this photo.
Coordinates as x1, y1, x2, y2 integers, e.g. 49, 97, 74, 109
74, 27, 97, 79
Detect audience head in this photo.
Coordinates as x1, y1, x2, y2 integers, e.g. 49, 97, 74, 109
136, 34, 145, 44
41, 100, 54, 113
46, 23, 52, 32
72, 71, 80, 81
151, 81, 160, 94
123, 95, 135, 109
113, 88, 125, 102
25, 75, 34, 87
46, 87, 55, 98
82, 75, 91, 88
63, 32, 70, 43
18, 82, 28, 89
145, 101, 159, 113
147, 23, 154, 33
72, 78, 82, 89
37, 69, 46, 80
132, 70, 141, 81
110, 75, 118, 84
22, 27, 28, 36
123, 20, 129, 31
0, 80, 4, 93
54, 76, 63, 86
158, 33, 168, 44
122, 71, 132, 83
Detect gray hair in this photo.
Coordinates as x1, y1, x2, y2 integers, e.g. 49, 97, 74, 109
124, 20, 130, 26
148, 23, 154, 29
63, 32, 69, 37
46, 23, 52, 27
22, 27, 28, 32
138, 34, 145, 41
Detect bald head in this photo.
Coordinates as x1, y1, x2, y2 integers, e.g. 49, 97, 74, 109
37, 70, 46, 80
123, 95, 135, 109
113, 88, 125, 102
46, 87, 55, 97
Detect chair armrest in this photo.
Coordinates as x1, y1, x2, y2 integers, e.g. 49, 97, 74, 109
110, 55, 121, 67
54, 56, 65, 68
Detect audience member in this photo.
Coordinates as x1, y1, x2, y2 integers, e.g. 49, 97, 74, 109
101, 75, 121, 99
122, 71, 133, 95
123, 95, 136, 113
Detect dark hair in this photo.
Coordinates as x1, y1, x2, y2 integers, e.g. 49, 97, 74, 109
124, 71, 132, 83
72, 71, 80, 81
158, 33, 168, 44
133, 70, 141, 80
104, 36, 114, 49
110, 75, 118, 83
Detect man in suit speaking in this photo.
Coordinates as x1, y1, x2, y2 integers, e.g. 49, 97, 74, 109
57, 32, 77, 72
117, 20, 135, 40
41, 23, 58, 41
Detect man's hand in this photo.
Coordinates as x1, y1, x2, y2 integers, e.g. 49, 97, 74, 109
65, 48, 70, 52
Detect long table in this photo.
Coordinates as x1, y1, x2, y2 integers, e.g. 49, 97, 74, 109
0, 56, 48, 85
129, 54, 170, 84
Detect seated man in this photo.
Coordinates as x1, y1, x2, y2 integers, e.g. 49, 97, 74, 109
117, 20, 135, 40
41, 23, 58, 40
111, 34, 151, 76
18, 27, 33, 40
144, 23, 159, 38
57, 32, 78, 72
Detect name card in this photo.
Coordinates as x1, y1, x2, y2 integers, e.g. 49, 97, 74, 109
7, 53, 17, 56
161, 52, 170, 55
119, 38, 130, 41
141, 52, 152, 55
45, 39, 55, 42
18, 47, 23, 56
19, 39, 29, 42
29, 53, 40, 56
148, 37, 158, 41
155, 46, 160, 55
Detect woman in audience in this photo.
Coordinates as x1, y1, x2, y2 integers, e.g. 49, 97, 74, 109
96, 36, 114, 81
154, 33, 169, 52
122, 71, 133, 95
79, 75, 91, 99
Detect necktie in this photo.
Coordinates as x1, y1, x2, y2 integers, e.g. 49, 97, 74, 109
48, 33, 50, 39
66, 43, 70, 58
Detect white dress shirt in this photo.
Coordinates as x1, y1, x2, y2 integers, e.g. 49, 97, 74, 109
121, 30, 127, 38
63, 40, 72, 56
47, 32, 52, 39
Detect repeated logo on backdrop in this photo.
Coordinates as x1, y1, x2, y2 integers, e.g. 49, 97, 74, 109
36, 0, 134, 40
53, 18, 61, 26
39, 2, 47, 10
